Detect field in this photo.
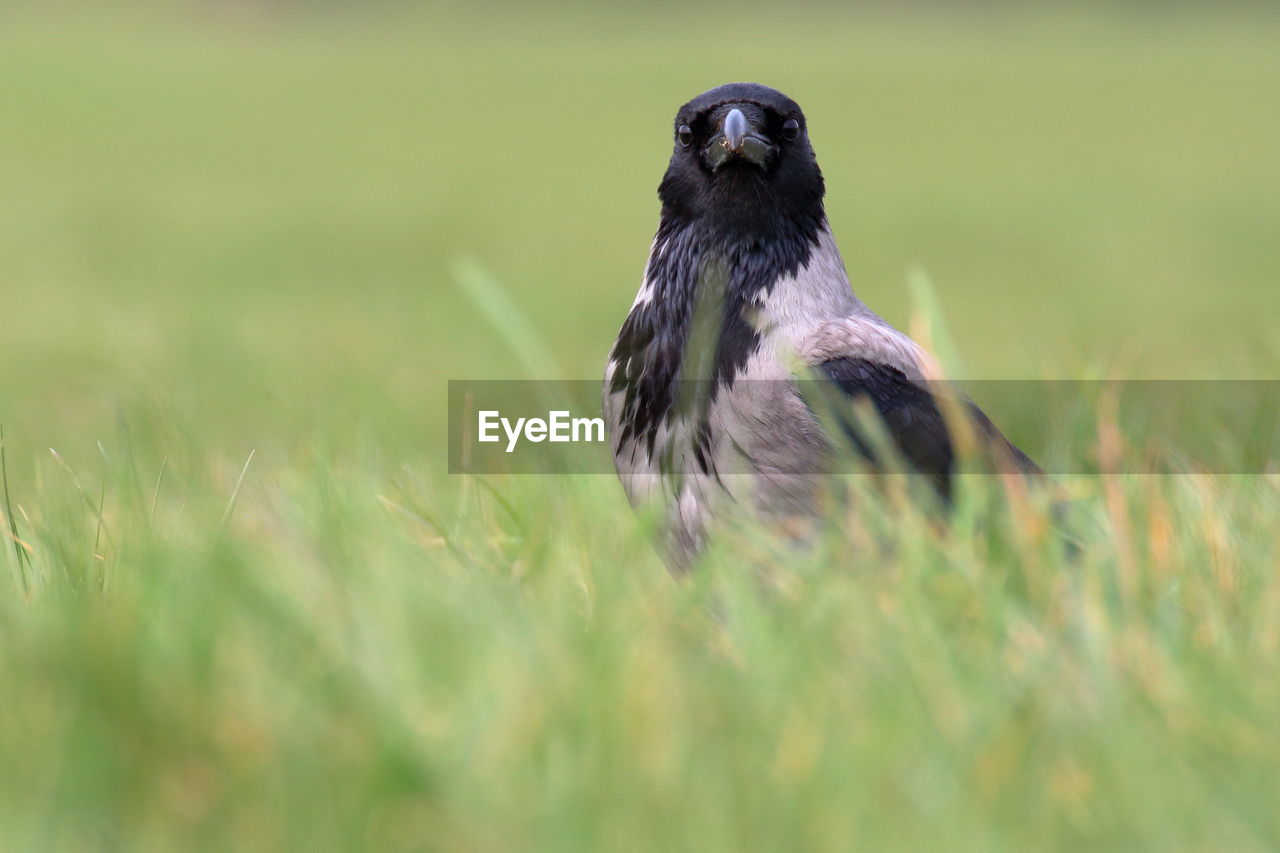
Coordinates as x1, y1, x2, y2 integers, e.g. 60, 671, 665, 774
2, 3, 1280, 850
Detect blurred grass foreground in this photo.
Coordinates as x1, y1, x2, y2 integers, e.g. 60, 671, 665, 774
2, 2, 1280, 851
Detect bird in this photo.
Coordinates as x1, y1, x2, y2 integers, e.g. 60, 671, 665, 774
603, 82, 1040, 569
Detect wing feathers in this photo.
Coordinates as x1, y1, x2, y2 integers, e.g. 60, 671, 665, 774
815, 357, 1041, 498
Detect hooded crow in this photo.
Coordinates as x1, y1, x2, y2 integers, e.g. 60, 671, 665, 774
604, 83, 1039, 567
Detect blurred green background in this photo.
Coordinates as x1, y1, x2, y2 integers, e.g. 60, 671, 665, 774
4, 2, 1279, 464
3, 4, 1280, 851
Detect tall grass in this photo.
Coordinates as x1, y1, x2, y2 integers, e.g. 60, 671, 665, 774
3, 439, 1280, 850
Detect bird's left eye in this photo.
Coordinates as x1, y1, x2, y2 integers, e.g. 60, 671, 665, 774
677, 124, 693, 147
782, 118, 801, 140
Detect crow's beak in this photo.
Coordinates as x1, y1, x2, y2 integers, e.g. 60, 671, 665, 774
705, 107, 775, 171
723, 108, 749, 150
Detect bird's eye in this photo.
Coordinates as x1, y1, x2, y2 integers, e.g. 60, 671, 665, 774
782, 118, 801, 140
677, 124, 693, 147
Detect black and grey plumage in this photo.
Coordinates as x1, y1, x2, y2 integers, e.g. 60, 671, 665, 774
604, 83, 1039, 567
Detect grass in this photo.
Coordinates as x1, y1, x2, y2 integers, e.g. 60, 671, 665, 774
2, 3, 1280, 850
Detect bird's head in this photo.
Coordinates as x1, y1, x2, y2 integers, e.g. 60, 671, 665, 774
658, 83, 825, 236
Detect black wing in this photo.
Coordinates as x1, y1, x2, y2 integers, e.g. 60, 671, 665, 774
814, 357, 1041, 500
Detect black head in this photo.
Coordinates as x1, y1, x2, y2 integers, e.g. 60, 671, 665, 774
658, 82, 825, 237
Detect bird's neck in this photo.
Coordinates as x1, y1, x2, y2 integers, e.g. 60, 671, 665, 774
649, 207, 826, 308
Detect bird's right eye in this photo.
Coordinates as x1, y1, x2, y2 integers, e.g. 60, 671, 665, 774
677, 125, 693, 147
